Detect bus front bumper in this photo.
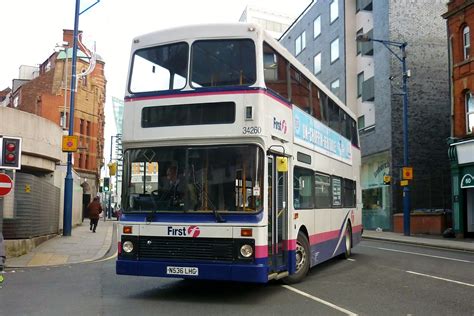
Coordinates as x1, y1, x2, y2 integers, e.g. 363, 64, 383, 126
116, 259, 269, 283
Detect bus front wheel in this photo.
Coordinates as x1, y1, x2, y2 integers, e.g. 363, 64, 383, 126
283, 231, 310, 284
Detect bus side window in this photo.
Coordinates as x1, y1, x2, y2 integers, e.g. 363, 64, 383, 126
263, 42, 289, 100
290, 66, 311, 114
311, 83, 322, 120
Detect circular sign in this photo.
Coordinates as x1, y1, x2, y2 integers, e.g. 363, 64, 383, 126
0, 173, 13, 196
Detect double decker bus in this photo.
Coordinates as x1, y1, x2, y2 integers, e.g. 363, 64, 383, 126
116, 23, 362, 283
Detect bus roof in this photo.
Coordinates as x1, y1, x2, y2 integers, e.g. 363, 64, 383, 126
130, 22, 356, 120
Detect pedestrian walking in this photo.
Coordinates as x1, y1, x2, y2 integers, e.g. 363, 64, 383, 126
87, 196, 103, 233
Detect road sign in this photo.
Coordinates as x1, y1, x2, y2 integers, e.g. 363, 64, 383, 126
400, 180, 409, 187
402, 167, 413, 180
0, 173, 13, 196
62, 135, 78, 152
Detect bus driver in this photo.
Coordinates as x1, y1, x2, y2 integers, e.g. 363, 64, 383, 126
164, 165, 183, 208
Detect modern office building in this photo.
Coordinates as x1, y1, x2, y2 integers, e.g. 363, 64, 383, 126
280, 0, 451, 231
443, 0, 474, 238
239, 5, 294, 39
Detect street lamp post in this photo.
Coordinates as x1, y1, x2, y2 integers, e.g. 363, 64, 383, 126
63, 0, 100, 236
356, 34, 411, 236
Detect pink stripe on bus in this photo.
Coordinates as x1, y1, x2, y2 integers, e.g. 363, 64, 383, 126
124, 88, 293, 108
125, 89, 261, 102
283, 239, 297, 251
255, 245, 268, 258
353, 225, 363, 233
309, 230, 340, 245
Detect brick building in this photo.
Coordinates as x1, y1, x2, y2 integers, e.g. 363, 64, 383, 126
443, 0, 474, 238
9, 29, 106, 197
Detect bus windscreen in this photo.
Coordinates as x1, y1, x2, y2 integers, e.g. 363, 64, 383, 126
122, 145, 264, 214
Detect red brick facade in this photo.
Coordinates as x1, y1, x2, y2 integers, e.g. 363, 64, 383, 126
444, 0, 474, 139
10, 30, 106, 184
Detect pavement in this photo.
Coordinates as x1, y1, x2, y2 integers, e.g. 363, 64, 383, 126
4, 220, 474, 269
362, 229, 474, 252
5, 218, 116, 268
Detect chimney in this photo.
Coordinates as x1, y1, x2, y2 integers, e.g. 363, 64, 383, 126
62, 29, 83, 48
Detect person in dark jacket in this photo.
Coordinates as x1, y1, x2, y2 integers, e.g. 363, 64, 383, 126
87, 196, 103, 233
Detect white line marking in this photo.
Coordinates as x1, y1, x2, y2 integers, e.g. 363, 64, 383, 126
282, 285, 358, 315
406, 271, 474, 287
347, 258, 356, 262
81, 252, 117, 264
365, 246, 473, 263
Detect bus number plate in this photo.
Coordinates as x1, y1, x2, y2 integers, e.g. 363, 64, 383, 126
166, 266, 199, 276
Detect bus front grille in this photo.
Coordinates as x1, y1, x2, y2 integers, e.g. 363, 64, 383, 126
138, 236, 235, 262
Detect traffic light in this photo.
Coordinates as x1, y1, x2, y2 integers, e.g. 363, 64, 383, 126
103, 177, 110, 192
0, 136, 22, 170
108, 162, 117, 176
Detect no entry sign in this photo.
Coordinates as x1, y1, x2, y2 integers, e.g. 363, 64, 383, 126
0, 173, 13, 196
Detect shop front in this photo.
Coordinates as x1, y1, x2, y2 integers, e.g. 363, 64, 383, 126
361, 152, 391, 230
449, 139, 474, 238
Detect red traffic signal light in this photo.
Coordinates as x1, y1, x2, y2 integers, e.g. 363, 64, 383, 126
1, 136, 22, 170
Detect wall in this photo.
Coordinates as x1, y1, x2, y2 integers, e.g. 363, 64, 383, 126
389, 0, 451, 211
0, 107, 83, 238
3, 173, 60, 239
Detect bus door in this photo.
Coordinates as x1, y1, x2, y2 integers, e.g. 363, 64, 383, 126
267, 155, 288, 273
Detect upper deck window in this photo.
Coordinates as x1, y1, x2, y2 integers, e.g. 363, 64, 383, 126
191, 39, 256, 88
129, 42, 188, 94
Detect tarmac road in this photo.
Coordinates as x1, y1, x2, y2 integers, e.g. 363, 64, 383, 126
1, 238, 474, 316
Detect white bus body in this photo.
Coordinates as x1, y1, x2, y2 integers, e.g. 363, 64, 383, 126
117, 23, 362, 283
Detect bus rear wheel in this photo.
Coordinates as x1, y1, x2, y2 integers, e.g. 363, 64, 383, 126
283, 231, 310, 284
340, 223, 352, 259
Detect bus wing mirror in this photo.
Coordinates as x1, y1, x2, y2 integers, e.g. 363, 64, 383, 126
277, 157, 288, 173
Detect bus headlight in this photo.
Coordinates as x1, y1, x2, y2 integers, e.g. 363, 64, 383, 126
240, 244, 253, 258
122, 241, 134, 253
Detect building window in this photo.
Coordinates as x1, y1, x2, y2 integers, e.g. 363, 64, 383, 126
330, 38, 339, 63
356, 0, 373, 12
330, 0, 339, 23
358, 115, 365, 130
357, 29, 363, 55
463, 26, 470, 60
357, 72, 364, 98
13, 95, 19, 107
314, 53, 321, 74
295, 31, 306, 55
313, 16, 321, 39
78, 153, 83, 169
466, 91, 474, 134
330, 79, 340, 96
85, 154, 89, 170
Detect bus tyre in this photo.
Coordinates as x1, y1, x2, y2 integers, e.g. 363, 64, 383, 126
283, 231, 310, 284
340, 223, 352, 259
